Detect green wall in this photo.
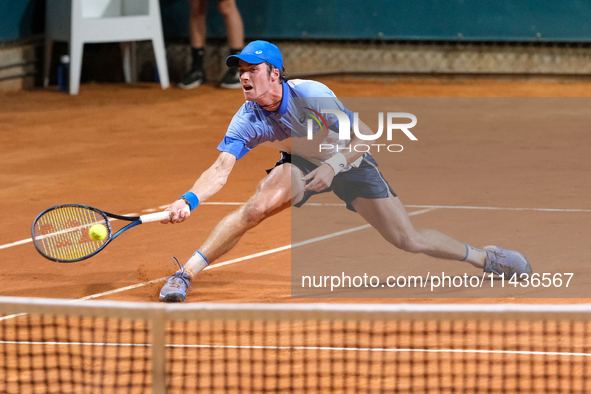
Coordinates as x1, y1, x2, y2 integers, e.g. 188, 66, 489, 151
0, 0, 44, 43
3, 0, 591, 44
161, 0, 591, 42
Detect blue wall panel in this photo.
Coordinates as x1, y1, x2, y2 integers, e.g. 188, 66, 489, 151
161, 0, 591, 42
2, 0, 591, 44
0, 0, 44, 43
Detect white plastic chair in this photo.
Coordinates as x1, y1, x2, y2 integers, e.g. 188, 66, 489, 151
44, 0, 170, 95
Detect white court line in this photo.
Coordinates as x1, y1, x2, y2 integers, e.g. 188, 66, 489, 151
173, 202, 591, 212
0, 340, 589, 357
0, 213, 137, 251
2, 202, 587, 252
0, 238, 32, 249
304, 203, 591, 213
70, 207, 436, 301
0, 207, 436, 318
0, 198, 585, 302
405, 205, 591, 213
198, 202, 591, 213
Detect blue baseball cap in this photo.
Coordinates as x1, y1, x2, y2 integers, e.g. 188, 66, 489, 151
226, 40, 284, 69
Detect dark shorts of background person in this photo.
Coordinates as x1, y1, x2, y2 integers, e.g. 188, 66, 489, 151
266, 151, 397, 212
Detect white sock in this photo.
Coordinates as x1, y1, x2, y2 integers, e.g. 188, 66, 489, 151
461, 244, 487, 269
183, 250, 209, 279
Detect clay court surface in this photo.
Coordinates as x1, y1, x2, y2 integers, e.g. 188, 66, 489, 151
1, 76, 590, 304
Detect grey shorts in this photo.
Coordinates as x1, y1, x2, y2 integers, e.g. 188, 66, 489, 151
268, 152, 397, 212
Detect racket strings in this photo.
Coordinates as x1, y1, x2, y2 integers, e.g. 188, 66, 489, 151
33, 206, 109, 261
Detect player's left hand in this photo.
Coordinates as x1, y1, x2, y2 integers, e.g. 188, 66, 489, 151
302, 164, 335, 192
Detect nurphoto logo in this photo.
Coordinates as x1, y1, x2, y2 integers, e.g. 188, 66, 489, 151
304, 109, 418, 153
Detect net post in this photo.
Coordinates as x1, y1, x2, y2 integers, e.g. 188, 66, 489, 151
151, 306, 168, 394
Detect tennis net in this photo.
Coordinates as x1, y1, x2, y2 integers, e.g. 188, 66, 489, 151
1, 297, 590, 393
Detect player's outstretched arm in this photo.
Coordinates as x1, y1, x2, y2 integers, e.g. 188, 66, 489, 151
163, 152, 237, 224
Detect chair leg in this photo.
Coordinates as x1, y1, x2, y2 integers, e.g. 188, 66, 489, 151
69, 40, 84, 95
43, 39, 54, 88
120, 42, 132, 83
130, 42, 138, 83
151, 38, 169, 89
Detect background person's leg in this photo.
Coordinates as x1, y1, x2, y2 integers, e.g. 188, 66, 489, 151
217, 0, 244, 51
189, 0, 207, 49
217, 0, 244, 88
180, 0, 208, 89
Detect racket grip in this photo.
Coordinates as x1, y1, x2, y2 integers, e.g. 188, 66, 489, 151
139, 211, 171, 223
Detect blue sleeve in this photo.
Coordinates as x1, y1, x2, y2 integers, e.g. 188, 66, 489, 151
217, 136, 251, 160
294, 80, 354, 125
341, 104, 355, 125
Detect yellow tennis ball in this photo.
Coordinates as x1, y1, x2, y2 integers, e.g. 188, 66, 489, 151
89, 224, 108, 241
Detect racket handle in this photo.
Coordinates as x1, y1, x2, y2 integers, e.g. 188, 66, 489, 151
139, 211, 171, 223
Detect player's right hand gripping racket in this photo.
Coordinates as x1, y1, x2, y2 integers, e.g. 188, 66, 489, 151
31, 204, 172, 262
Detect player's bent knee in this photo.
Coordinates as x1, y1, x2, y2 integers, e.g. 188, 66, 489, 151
256, 171, 291, 203
260, 165, 290, 189
242, 203, 266, 225
242, 199, 283, 225
389, 233, 424, 254
243, 187, 286, 221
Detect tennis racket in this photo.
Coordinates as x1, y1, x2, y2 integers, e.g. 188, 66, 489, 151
31, 204, 172, 262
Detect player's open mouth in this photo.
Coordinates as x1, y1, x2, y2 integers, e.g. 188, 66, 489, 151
243, 85, 253, 91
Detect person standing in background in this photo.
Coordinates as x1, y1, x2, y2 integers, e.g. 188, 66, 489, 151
179, 0, 244, 89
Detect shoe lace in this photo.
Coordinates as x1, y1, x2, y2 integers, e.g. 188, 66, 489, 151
169, 256, 192, 291
490, 250, 507, 260
487, 250, 513, 275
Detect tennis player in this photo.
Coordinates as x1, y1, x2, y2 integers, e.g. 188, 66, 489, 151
159, 40, 533, 302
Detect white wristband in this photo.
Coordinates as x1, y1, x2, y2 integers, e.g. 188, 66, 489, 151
323, 152, 348, 175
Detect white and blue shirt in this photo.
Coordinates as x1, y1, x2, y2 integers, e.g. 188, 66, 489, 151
217, 79, 360, 168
